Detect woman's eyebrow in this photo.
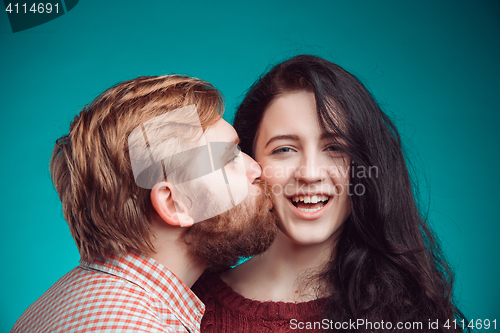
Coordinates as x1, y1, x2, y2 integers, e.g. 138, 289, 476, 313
320, 132, 341, 139
321, 133, 348, 144
264, 134, 299, 149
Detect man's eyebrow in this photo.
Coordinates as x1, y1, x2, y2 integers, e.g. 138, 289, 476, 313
264, 134, 299, 149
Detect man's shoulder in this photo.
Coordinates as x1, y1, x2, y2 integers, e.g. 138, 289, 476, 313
11, 266, 170, 333
45, 264, 149, 299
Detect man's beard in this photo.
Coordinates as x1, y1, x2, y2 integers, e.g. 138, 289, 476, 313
183, 180, 278, 271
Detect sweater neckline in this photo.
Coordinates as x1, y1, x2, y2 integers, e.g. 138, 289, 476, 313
198, 270, 327, 320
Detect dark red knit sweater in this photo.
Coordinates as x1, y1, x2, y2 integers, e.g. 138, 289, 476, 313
192, 271, 327, 332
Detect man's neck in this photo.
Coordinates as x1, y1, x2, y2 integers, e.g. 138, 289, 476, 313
148, 221, 206, 288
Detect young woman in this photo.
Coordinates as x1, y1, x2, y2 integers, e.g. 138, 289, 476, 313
193, 55, 467, 332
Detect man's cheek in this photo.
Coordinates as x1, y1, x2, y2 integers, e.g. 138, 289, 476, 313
177, 170, 234, 223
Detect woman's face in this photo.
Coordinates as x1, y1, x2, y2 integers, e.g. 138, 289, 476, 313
254, 90, 351, 246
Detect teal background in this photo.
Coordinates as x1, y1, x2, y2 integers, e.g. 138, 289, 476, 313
1, 0, 499, 330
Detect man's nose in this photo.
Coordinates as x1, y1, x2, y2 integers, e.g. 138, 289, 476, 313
243, 153, 262, 183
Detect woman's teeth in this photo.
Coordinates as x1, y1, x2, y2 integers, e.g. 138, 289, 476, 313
291, 195, 329, 204
297, 206, 323, 213
291, 195, 330, 213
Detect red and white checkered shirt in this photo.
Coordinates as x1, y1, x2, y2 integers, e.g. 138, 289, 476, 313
11, 250, 205, 333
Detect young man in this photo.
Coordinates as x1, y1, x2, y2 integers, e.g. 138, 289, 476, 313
12, 75, 277, 333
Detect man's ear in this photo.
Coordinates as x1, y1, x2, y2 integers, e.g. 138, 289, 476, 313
151, 182, 194, 227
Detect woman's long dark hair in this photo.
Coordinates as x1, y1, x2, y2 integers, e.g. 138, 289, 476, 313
234, 55, 467, 332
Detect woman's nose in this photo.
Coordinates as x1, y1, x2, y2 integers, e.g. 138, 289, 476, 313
294, 153, 326, 183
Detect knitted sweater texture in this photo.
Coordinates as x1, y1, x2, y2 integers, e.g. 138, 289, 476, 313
192, 271, 327, 332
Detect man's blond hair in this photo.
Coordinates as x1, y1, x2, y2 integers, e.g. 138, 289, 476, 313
51, 75, 223, 260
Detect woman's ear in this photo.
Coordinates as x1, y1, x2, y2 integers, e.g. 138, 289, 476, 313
151, 182, 194, 227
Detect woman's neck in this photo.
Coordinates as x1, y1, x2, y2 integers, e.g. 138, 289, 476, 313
221, 231, 335, 303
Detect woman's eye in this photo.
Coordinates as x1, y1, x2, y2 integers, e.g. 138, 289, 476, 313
325, 145, 339, 152
271, 147, 294, 155
324, 145, 345, 157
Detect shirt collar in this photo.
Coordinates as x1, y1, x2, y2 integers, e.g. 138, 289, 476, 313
80, 250, 205, 332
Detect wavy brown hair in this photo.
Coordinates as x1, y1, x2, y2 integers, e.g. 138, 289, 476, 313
51, 75, 223, 261
234, 55, 467, 332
